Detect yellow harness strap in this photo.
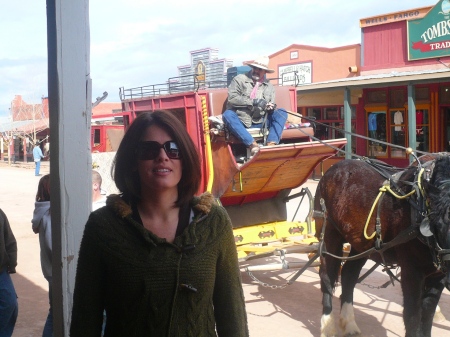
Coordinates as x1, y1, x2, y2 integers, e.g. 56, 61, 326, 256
363, 168, 424, 240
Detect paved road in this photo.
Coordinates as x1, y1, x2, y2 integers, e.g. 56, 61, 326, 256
1, 162, 449, 336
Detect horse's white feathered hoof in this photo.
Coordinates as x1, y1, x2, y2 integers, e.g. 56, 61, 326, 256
433, 305, 446, 323
340, 302, 361, 336
341, 321, 361, 336
321, 314, 338, 337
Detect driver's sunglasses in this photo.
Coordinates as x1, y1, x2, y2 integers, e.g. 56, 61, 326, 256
136, 141, 181, 160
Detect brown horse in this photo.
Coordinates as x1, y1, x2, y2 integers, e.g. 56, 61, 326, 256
314, 154, 450, 337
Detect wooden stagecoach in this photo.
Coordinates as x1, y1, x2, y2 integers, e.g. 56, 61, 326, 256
119, 79, 346, 263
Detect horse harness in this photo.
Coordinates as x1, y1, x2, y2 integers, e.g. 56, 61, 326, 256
314, 157, 450, 284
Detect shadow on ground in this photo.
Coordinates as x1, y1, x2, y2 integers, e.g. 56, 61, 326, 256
11, 273, 48, 337
241, 255, 450, 337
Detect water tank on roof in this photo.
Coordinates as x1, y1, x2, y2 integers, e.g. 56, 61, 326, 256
227, 66, 251, 86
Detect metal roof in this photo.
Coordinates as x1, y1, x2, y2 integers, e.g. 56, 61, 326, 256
0, 119, 49, 134
296, 68, 450, 94
0, 120, 32, 133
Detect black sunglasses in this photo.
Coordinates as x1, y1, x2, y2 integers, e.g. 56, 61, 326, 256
136, 141, 181, 160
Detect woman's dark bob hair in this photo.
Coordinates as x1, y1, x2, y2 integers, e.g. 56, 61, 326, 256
112, 110, 201, 206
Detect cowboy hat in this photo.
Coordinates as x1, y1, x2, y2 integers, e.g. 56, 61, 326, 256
245, 56, 275, 73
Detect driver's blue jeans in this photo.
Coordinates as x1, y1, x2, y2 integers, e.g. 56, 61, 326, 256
222, 108, 287, 147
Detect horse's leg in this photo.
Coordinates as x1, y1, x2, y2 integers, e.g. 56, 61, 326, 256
419, 275, 445, 337
339, 253, 367, 336
400, 263, 424, 337
319, 223, 345, 337
320, 256, 341, 337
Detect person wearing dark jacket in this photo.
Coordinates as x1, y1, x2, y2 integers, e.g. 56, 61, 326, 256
223, 55, 288, 157
70, 110, 248, 337
0, 208, 18, 337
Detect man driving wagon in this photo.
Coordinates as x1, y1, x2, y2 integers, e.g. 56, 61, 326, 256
222, 56, 288, 157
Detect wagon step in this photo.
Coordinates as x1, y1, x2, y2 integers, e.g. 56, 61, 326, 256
242, 250, 321, 288
237, 241, 318, 262
244, 260, 320, 272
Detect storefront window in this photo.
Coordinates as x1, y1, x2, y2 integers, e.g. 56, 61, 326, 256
306, 106, 355, 141
351, 122, 356, 154
314, 123, 328, 140
339, 105, 356, 119
390, 108, 406, 157
350, 106, 356, 119
366, 90, 387, 104
367, 111, 387, 157
324, 107, 339, 120
415, 87, 429, 101
440, 86, 450, 104
307, 107, 321, 119
330, 122, 344, 139
389, 88, 406, 108
416, 109, 429, 152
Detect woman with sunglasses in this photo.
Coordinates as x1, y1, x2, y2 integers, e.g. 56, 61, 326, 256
70, 110, 249, 337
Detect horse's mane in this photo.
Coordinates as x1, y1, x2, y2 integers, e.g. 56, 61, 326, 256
426, 155, 450, 232
395, 153, 448, 189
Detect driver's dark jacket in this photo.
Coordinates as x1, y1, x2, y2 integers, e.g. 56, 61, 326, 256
226, 71, 275, 127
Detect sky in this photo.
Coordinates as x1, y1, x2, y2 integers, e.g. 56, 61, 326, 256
0, 0, 439, 118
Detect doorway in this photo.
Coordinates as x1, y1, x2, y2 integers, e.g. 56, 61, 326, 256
445, 108, 450, 152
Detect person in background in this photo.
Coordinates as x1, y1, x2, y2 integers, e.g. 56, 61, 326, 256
70, 110, 248, 337
0, 208, 18, 337
12, 137, 18, 164
92, 170, 107, 211
44, 142, 50, 158
31, 174, 53, 337
91, 169, 107, 336
222, 55, 288, 157
33, 143, 45, 176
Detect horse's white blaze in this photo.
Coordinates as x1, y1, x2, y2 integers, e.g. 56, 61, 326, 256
340, 302, 361, 335
321, 313, 337, 337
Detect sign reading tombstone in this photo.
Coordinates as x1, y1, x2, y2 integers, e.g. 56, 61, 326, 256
408, 0, 450, 60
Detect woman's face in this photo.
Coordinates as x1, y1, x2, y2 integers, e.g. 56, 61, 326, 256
137, 125, 182, 196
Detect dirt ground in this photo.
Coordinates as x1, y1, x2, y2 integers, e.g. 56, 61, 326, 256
1, 162, 449, 337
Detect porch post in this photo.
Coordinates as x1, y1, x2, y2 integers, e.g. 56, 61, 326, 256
47, 0, 91, 335
407, 83, 416, 163
22, 138, 27, 162
344, 87, 352, 159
